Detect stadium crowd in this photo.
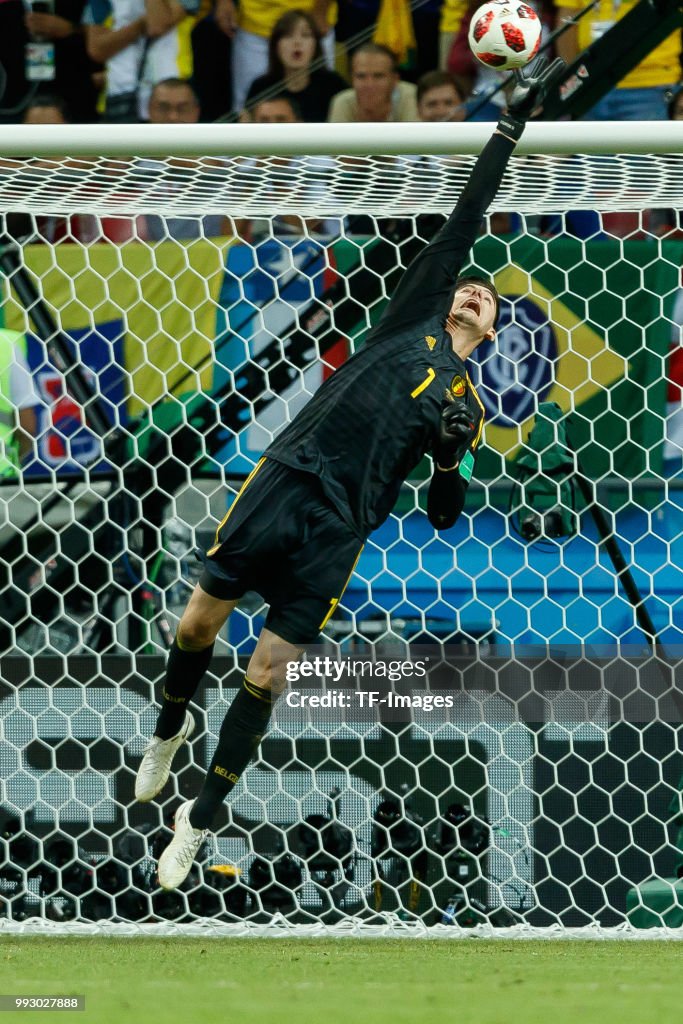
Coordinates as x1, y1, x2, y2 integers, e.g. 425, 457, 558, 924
0, 0, 680, 128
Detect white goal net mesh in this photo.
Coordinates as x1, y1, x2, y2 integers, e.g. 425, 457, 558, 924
1, 126, 682, 935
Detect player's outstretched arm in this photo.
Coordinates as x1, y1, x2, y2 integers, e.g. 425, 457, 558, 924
376, 58, 565, 335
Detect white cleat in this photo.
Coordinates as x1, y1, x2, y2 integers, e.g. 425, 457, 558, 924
135, 710, 195, 802
157, 799, 208, 890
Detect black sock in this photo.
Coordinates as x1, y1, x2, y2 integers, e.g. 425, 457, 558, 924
154, 636, 214, 740
189, 677, 275, 830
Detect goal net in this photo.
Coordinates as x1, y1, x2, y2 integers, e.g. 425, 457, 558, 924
1, 123, 682, 936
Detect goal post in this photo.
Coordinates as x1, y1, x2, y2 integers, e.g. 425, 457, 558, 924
2, 120, 683, 155
1, 122, 682, 936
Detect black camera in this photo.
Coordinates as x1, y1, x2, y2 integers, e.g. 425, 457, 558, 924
372, 795, 424, 860
296, 794, 355, 915
249, 850, 303, 916
371, 789, 428, 918
434, 803, 490, 859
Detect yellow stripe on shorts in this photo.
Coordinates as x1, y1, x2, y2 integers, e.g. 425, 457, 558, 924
319, 544, 364, 632
206, 457, 266, 557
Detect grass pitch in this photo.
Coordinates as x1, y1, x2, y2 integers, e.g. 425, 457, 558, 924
2, 937, 681, 1024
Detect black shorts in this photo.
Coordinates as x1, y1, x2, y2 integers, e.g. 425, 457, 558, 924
198, 458, 363, 645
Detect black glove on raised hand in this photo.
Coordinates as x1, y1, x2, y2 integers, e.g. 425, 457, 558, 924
436, 397, 478, 470
497, 56, 566, 143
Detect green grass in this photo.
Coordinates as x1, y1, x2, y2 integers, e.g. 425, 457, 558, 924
1, 937, 681, 1024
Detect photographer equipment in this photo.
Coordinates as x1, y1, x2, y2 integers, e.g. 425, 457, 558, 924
129, 821, 214, 922
512, 402, 576, 542
0, 863, 24, 921
0, 816, 42, 921
295, 787, 355, 917
433, 802, 491, 927
111, 829, 157, 921
40, 835, 93, 922
78, 857, 127, 922
371, 787, 427, 919
248, 846, 303, 917
204, 865, 247, 920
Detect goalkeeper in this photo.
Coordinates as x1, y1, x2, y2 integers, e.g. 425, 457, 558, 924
137, 58, 563, 889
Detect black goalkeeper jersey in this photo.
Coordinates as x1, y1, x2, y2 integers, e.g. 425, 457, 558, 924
266, 132, 515, 539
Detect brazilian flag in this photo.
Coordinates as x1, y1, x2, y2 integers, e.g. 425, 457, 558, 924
467, 234, 683, 482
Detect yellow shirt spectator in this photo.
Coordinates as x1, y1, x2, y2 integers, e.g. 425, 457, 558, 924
240, 1, 336, 37
557, 0, 681, 90
438, 0, 467, 69
232, 1, 337, 112
439, 0, 467, 33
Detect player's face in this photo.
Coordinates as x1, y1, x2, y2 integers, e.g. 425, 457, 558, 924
418, 85, 464, 123
352, 53, 397, 111
449, 284, 497, 343
277, 18, 317, 73
673, 93, 683, 120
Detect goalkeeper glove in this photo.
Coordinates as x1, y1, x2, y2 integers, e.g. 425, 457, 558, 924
435, 396, 478, 470
497, 56, 566, 143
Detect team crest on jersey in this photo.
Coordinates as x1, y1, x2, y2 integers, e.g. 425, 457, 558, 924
425, 335, 437, 351
450, 374, 467, 398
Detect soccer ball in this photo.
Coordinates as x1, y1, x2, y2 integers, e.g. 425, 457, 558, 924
468, 2, 542, 71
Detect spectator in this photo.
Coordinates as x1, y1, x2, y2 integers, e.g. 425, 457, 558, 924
223, 0, 337, 114
328, 42, 418, 122
376, 0, 442, 83
337, 0, 443, 82
0, 0, 27, 124
555, 0, 681, 119
23, 94, 69, 124
190, 2, 234, 121
25, 0, 100, 122
246, 10, 347, 122
148, 76, 200, 123
0, 0, 98, 124
438, 0, 466, 70
408, 0, 442, 82
250, 95, 302, 123
84, 0, 197, 122
335, 0, 378, 58
0, 328, 40, 480
416, 69, 465, 121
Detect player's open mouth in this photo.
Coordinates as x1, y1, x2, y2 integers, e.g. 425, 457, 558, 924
462, 299, 480, 315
